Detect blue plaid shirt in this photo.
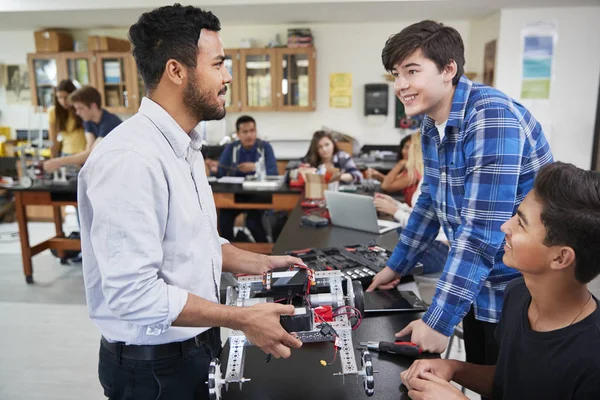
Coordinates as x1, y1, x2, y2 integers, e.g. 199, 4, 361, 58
387, 76, 553, 336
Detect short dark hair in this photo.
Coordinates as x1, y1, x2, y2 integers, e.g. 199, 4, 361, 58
236, 115, 256, 132
128, 3, 221, 93
69, 86, 102, 109
534, 162, 600, 283
382, 20, 465, 85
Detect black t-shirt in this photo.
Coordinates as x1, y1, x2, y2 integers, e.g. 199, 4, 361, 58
493, 278, 600, 399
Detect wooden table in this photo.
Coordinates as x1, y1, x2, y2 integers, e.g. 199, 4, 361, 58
10, 180, 302, 283
11, 182, 80, 283
209, 181, 302, 254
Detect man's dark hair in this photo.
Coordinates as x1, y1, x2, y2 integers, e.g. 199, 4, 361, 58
382, 20, 465, 85
69, 86, 102, 109
534, 162, 600, 283
128, 3, 221, 93
236, 115, 256, 132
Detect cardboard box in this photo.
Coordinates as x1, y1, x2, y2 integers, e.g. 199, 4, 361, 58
304, 173, 326, 199
88, 36, 131, 52
34, 30, 73, 52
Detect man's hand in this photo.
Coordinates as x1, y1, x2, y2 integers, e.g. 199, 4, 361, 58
401, 359, 456, 391
237, 162, 256, 173
366, 266, 401, 291
43, 159, 62, 173
265, 255, 306, 272
239, 303, 303, 359
406, 372, 467, 400
373, 193, 400, 216
396, 319, 449, 353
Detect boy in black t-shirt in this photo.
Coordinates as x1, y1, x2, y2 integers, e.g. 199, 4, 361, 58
400, 162, 600, 400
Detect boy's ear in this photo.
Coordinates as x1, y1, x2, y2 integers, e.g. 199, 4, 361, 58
443, 60, 458, 83
549, 246, 576, 272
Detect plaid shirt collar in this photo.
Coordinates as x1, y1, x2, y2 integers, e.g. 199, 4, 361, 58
422, 75, 473, 133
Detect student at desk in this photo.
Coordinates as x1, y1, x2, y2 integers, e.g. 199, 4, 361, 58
47, 79, 86, 159
216, 115, 277, 242
400, 163, 600, 400
43, 86, 122, 173
290, 130, 363, 184
366, 134, 420, 205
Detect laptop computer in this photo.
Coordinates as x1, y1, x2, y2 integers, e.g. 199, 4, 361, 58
324, 190, 402, 234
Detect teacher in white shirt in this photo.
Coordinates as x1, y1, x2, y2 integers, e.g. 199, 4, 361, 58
78, 5, 303, 400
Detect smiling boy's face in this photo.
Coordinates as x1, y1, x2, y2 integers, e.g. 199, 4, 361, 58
501, 190, 558, 275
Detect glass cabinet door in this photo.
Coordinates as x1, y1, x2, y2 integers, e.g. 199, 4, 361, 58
277, 48, 316, 111
96, 55, 130, 112
65, 55, 94, 87
241, 49, 275, 111
31, 57, 58, 108
224, 50, 241, 111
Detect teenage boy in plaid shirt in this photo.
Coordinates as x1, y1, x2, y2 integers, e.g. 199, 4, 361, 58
367, 20, 553, 370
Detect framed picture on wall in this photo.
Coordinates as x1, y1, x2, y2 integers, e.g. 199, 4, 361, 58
483, 40, 497, 87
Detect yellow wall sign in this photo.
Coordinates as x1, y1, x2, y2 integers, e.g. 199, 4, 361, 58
329, 73, 352, 108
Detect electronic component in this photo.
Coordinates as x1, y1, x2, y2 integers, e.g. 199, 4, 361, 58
280, 307, 313, 333
300, 214, 329, 227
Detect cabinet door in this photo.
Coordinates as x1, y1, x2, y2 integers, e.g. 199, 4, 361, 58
95, 52, 135, 114
276, 47, 316, 111
240, 48, 277, 112
224, 49, 241, 112
27, 53, 61, 108
61, 52, 97, 88
125, 54, 144, 112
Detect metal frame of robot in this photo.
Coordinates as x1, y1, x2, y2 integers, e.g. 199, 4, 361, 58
207, 269, 376, 399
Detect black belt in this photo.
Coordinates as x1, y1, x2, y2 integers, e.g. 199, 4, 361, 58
101, 328, 216, 361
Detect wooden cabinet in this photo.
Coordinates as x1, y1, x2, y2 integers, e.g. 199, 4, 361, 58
95, 53, 143, 114
27, 51, 143, 114
226, 47, 316, 112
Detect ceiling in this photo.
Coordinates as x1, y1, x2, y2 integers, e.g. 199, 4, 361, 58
0, 0, 598, 30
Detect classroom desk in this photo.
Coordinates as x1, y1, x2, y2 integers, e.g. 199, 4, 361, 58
209, 181, 302, 254
9, 180, 302, 283
10, 181, 80, 284
219, 198, 434, 400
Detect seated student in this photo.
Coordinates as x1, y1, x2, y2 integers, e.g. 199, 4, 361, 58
47, 79, 86, 158
400, 162, 600, 400
217, 115, 277, 242
367, 133, 419, 205
373, 132, 448, 275
43, 86, 122, 173
292, 130, 363, 184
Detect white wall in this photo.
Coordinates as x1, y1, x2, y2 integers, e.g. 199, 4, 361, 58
495, 6, 600, 169
215, 21, 471, 146
0, 30, 45, 136
468, 11, 500, 84
0, 20, 471, 146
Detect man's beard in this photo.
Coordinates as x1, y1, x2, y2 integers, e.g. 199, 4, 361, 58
183, 70, 226, 122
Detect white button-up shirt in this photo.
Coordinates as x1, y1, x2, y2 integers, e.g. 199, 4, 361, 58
78, 97, 228, 345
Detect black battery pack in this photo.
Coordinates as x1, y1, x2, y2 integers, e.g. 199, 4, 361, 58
280, 307, 313, 333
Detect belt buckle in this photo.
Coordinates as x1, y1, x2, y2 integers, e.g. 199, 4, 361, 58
194, 335, 200, 348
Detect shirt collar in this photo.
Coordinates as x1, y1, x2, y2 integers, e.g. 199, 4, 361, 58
422, 75, 472, 132
139, 97, 202, 158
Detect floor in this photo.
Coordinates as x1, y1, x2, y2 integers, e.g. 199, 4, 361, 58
2, 219, 599, 400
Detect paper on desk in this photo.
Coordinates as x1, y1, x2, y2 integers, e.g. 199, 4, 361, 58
217, 176, 245, 184
207, 176, 217, 182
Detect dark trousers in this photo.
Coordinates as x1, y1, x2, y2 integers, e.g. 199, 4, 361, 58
463, 306, 499, 400
219, 209, 267, 242
98, 329, 221, 400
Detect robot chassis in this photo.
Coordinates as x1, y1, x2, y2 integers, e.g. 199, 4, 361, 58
207, 269, 376, 399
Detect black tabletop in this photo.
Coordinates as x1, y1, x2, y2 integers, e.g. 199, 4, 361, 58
273, 200, 400, 255
209, 181, 302, 195
8, 180, 78, 194
218, 311, 433, 400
